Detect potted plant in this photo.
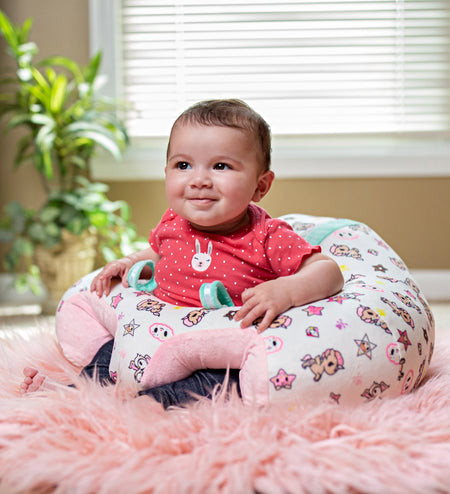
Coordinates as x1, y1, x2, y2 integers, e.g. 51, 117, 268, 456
0, 10, 143, 313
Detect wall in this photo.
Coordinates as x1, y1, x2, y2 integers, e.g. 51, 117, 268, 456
1, 0, 449, 275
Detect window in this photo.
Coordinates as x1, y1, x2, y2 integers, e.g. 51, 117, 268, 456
89, 0, 450, 179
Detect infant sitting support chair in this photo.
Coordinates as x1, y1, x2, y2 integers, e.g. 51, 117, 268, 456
56, 214, 434, 406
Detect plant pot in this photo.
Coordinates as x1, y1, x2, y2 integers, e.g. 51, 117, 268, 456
34, 229, 97, 314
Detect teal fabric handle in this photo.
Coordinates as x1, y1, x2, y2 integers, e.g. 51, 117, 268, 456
200, 281, 234, 309
302, 218, 361, 246
127, 260, 157, 292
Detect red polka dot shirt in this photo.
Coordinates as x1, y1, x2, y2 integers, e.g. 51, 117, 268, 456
149, 204, 321, 306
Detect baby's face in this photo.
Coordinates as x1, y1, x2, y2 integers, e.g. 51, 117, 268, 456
165, 123, 272, 234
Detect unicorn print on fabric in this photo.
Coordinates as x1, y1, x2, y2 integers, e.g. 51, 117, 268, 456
301, 348, 345, 382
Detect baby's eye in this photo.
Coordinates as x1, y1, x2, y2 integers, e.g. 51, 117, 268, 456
176, 161, 191, 170
214, 162, 230, 170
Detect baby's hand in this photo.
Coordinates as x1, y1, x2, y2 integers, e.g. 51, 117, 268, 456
234, 279, 293, 333
90, 258, 134, 297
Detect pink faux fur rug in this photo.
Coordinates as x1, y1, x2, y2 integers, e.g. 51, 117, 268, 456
0, 326, 449, 494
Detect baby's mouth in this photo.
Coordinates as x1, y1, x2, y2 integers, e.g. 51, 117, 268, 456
189, 197, 216, 204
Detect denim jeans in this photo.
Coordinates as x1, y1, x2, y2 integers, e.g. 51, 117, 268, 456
81, 340, 241, 408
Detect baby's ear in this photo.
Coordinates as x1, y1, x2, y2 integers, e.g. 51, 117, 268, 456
252, 170, 274, 202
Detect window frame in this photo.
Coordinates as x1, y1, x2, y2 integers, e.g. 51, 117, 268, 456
89, 0, 450, 180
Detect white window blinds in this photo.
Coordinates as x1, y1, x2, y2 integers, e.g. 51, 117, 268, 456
116, 1, 450, 140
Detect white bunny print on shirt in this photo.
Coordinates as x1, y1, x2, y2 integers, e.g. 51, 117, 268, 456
191, 239, 212, 272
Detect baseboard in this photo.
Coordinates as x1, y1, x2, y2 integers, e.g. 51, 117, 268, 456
1, 270, 449, 309
411, 270, 450, 302
0, 273, 47, 306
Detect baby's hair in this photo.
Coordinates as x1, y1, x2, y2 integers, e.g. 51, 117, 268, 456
168, 99, 272, 171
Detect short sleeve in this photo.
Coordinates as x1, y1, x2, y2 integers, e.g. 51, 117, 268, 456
264, 219, 321, 276
148, 209, 174, 254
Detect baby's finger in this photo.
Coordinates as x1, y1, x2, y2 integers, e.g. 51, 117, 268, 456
90, 275, 100, 292
122, 268, 130, 287
103, 277, 113, 296
240, 287, 254, 304
255, 310, 278, 333
236, 304, 263, 329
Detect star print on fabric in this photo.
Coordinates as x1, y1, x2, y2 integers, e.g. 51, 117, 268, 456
354, 333, 377, 359
397, 329, 411, 351
373, 264, 388, 273
111, 293, 123, 309
270, 369, 296, 390
339, 264, 350, 272
302, 305, 324, 316
123, 319, 140, 336
328, 294, 346, 304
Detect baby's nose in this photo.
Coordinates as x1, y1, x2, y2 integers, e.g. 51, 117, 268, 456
191, 169, 212, 187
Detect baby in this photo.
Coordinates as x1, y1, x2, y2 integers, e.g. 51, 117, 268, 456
22, 99, 343, 406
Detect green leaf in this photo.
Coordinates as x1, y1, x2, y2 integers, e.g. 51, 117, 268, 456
118, 201, 131, 221
17, 42, 38, 65
88, 211, 108, 228
21, 18, 33, 42
84, 52, 101, 84
14, 135, 33, 168
27, 268, 44, 296
6, 113, 32, 130
0, 10, 18, 49
50, 73, 67, 114
45, 67, 56, 84
4, 201, 27, 233
101, 245, 117, 263
66, 217, 87, 235
59, 203, 78, 224
24, 83, 48, 106
30, 67, 50, 92
35, 123, 56, 150
33, 149, 54, 179
67, 154, 88, 169
28, 222, 48, 243
0, 228, 14, 242
34, 126, 55, 179
44, 222, 60, 239
39, 206, 60, 223
83, 180, 109, 193
39, 56, 83, 82
17, 67, 33, 82
70, 128, 122, 159
29, 113, 55, 126
14, 274, 30, 294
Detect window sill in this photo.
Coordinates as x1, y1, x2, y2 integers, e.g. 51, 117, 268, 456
91, 137, 450, 181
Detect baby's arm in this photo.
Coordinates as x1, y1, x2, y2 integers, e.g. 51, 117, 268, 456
234, 253, 344, 333
91, 246, 161, 297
